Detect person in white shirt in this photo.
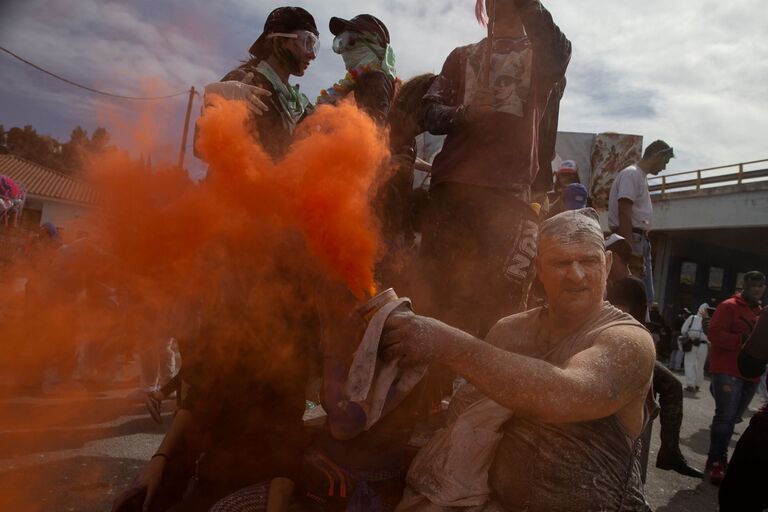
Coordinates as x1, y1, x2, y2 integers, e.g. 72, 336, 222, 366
681, 303, 711, 392
608, 139, 674, 304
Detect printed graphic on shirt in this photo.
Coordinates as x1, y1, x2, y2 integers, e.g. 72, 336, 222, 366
504, 218, 539, 282
463, 38, 532, 117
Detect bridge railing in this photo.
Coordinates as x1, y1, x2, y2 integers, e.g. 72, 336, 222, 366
648, 158, 768, 196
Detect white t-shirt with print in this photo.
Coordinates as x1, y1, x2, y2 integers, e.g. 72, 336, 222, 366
608, 165, 653, 230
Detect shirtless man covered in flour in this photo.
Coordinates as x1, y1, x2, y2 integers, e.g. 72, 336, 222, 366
384, 208, 655, 512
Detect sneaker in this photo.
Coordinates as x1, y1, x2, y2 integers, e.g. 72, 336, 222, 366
709, 461, 727, 485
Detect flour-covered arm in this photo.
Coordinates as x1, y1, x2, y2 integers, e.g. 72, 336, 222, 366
381, 311, 654, 424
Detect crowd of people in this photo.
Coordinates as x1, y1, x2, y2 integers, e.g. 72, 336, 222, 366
5, 1, 755, 511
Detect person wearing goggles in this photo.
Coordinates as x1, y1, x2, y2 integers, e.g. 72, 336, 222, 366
200, 7, 319, 161
117, 11, 323, 512
317, 14, 396, 125
265, 29, 320, 58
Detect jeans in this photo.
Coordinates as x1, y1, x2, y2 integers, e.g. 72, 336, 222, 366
630, 232, 654, 305
708, 373, 759, 463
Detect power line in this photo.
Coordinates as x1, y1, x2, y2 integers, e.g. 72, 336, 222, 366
0, 46, 190, 101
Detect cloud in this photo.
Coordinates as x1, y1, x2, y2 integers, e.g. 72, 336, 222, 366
1, 0, 766, 174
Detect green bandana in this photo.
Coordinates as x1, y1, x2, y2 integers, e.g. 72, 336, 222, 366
254, 60, 311, 133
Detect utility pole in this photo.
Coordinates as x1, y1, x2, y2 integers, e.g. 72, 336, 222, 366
177, 86, 196, 169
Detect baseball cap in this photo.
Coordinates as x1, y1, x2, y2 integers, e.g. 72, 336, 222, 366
605, 233, 633, 260
329, 14, 390, 47
562, 183, 588, 210
557, 159, 579, 174
249, 7, 319, 57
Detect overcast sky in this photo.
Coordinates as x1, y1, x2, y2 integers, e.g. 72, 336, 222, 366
1, 0, 766, 176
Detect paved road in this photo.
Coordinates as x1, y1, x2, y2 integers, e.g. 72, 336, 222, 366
0, 371, 761, 511
645, 371, 762, 512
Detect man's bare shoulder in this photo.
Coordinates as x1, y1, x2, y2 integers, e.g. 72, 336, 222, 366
594, 323, 656, 360
485, 307, 543, 353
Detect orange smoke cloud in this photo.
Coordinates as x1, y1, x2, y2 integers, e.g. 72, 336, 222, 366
0, 95, 389, 510
195, 97, 387, 299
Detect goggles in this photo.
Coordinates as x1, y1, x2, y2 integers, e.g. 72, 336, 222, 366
332, 31, 378, 54
267, 30, 320, 55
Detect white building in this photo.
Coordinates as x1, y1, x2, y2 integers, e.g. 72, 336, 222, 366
0, 154, 95, 230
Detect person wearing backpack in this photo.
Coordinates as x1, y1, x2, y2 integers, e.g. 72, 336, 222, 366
681, 303, 710, 392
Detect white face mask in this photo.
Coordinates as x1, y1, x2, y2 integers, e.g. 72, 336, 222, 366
332, 31, 385, 70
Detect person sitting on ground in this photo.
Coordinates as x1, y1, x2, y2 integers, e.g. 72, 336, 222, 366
317, 14, 397, 125
606, 277, 704, 480
385, 208, 655, 511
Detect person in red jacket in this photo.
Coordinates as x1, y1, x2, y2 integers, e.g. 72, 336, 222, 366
706, 270, 766, 485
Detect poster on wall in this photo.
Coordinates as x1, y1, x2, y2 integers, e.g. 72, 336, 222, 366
680, 262, 697, 285
589, 133, 644, 210
708, 267, 725, 290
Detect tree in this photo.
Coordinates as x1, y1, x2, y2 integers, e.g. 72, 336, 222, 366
6, 125, 59, 168
89, 127, 111, 153
61, 125, 115, 172
2, 124, 117, 174
61, 126, 88, 172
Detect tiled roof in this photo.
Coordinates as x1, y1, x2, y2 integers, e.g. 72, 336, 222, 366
0, 154, 96, 204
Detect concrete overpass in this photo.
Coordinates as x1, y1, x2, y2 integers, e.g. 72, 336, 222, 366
645, 159, 768, 317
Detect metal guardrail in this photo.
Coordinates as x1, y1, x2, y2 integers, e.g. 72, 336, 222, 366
648, 158, 768, 196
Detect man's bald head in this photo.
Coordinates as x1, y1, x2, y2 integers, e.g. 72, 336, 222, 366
537, 208, 611, 323
539, 208, 605, 255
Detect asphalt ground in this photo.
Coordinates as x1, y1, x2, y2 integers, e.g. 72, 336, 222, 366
0, 369, 760, 511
